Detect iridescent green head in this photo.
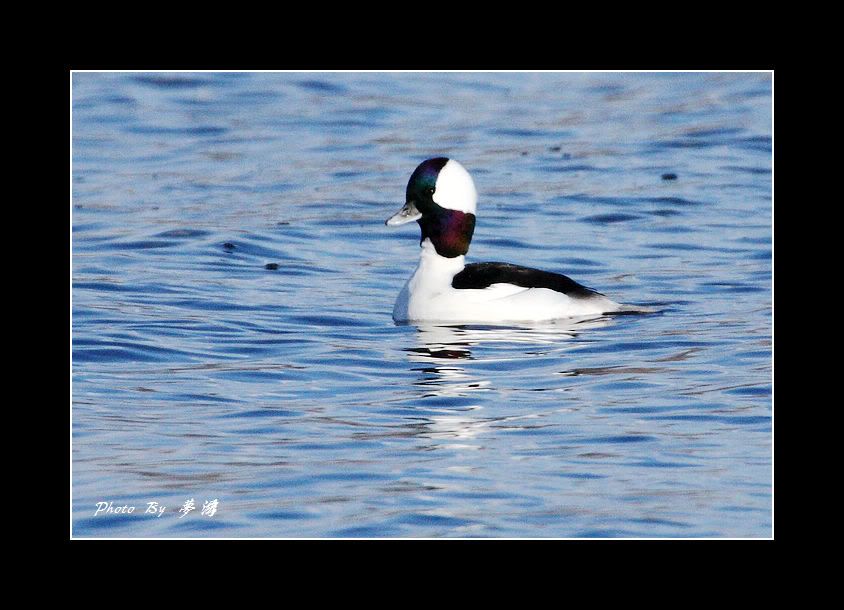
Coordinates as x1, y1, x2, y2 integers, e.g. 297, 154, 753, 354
386, 158, 478, 258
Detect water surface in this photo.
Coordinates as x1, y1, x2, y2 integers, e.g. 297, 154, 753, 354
72, 71, 772, 537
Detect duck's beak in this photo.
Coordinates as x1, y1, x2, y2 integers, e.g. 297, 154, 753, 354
385, 201, 422, 226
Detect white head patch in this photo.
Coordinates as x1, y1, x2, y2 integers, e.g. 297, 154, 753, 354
432, 159, 477, 214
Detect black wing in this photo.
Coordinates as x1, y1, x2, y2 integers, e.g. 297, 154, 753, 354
452, 262, 602, 297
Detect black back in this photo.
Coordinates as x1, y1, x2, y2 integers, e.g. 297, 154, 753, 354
452, 262, 602, 297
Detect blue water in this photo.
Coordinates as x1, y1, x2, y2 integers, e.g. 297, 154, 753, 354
72, 71, 772, 538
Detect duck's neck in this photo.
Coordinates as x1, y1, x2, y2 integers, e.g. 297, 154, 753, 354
418, 239, 465, 275
418, 209, 475, 258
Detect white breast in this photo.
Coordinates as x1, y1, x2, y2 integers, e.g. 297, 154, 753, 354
393, 240, 620, 323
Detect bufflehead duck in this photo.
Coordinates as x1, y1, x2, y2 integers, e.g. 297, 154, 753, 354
386, 157, 625, 323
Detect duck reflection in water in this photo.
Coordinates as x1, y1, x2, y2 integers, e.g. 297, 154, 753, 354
404, 316, 613, 365
398, 317, 614, 444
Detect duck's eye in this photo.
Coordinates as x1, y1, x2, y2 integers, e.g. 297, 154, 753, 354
427, 187, 435, 195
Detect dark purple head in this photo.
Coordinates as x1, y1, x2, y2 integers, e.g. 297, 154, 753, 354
385, 158, 478, 258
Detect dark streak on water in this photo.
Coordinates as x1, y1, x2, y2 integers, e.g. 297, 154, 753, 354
72, 72, 772, 538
